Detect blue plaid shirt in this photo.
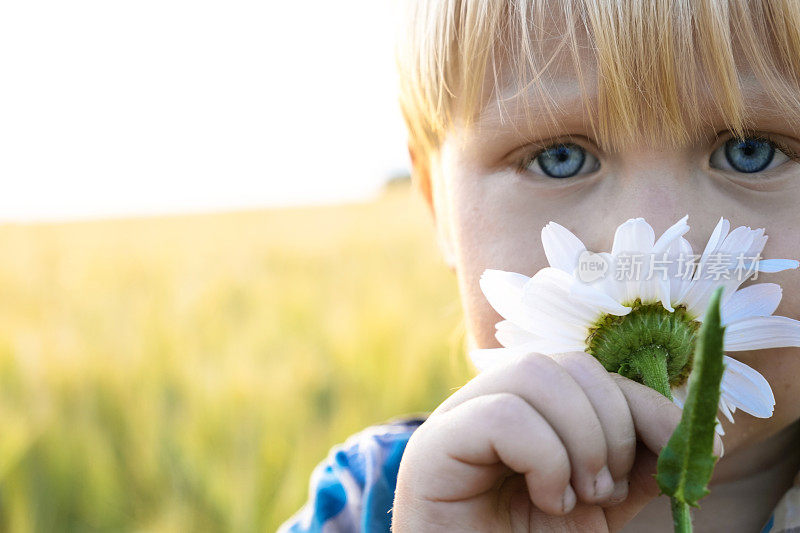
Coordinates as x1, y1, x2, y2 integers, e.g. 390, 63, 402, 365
279, 418, 424, 533
279, 417, 800, 532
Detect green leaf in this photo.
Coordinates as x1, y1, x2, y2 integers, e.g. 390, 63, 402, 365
655, 286, 725, 507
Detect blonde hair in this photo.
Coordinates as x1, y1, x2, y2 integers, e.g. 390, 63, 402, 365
395, 0, 800, 199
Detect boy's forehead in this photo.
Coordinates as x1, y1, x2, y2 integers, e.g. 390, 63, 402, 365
452, 16, 797, 152
472, 19, 594, 127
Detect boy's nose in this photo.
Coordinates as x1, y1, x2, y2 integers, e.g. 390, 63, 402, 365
615, 149, 692, 213
592, 151, 720, 251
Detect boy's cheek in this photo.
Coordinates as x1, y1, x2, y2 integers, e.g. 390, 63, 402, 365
719, 348, 800, 466
456, 262, 521, 350
764, 352, 800, 416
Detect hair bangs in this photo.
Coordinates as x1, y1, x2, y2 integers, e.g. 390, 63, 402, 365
396, 0, 800, 167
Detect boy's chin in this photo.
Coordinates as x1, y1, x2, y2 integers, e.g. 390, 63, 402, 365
711, 416, 800, 484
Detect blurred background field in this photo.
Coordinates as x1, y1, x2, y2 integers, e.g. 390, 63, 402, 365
0, 184, 471, 532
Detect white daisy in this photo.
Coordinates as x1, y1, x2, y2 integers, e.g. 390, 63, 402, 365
471, 216, 800, 435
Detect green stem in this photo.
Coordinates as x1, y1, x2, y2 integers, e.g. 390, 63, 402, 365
628, 346, 689, 532
627, 345, 673, 400
671, 498, 692, 533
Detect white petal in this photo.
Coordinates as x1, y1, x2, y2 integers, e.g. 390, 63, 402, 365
644, 233, 686, 311
494, 320, 585, 352
494, 320, 539, 347
668, 237, 695, 305
469, 341, 586, 371
480, 268, 596, 346
541, 222, 587, 273
681, 280, 722, 319
718, 396, 735, 424
719, 226, 758, 259
756, 258, 800, 273
723, 315, 800, 350
671, 382, 728, 434
657, 274, 674, 312
719, 355, 775, 418
584, 252, 626, 304
568, 279, 632, 316
480, 268, 595, 344
611, 218, 656, 255
698, 217, 730, 263
714, 225, 762, 289
744, 228, 768, 261
608, 219, 656, 304
671, 382, 689, 409
479, 269, 530, 327
720, 283, 782, 325
636, 253, 662, 304
653, 214, 690, 254
682, 226, 777, 316
681, 245, 754, 317
683, 270, 768, 321
469, 346, 523, 371
523, 268, 604, 326
679, 218, 729, 304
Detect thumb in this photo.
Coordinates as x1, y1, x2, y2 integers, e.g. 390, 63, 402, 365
610, 374, 724, 459
601, 375, 724, 530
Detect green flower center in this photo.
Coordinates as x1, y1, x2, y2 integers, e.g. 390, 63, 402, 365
585, 299, 700, 400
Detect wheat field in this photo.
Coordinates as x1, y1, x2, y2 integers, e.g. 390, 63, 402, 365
0, 185, 472, 532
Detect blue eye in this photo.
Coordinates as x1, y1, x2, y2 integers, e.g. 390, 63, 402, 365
526, 142, 599, 179
725, 138, 774, 172
710, 136, 790, 174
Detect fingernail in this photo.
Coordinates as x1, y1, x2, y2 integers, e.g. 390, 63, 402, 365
594, 466, 614, 498
562, 485, 576, 514
609, 479, 629, 504
720, 438, 725, 458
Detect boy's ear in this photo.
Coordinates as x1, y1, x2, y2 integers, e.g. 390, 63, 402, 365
408, 142, 456, 271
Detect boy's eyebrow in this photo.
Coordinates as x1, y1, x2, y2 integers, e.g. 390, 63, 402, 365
469, 78, 596, 139
478, 91, 591, 130
468, 74, 798, 143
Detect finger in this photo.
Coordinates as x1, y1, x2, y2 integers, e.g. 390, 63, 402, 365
408, 392, 575, 516
548, 352, 636, 487
435, 353, 613, 504
603, 442, 661, 531
610, 374, 724, 458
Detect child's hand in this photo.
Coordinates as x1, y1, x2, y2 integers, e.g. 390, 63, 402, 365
392, 351, 724, 532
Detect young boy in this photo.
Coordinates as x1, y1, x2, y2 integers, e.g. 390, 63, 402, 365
281, 0, 800, 531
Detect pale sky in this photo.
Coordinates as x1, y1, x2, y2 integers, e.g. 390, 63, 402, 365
0, 1, 410, 222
